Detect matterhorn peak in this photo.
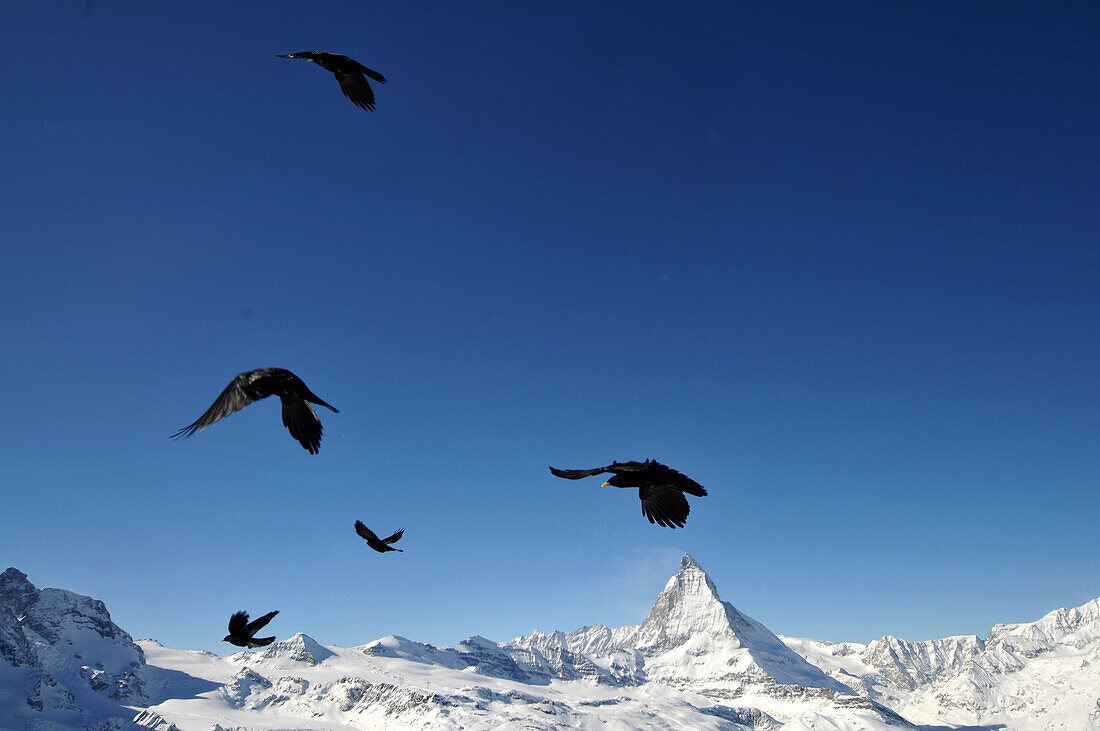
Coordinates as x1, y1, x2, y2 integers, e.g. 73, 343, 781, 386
677, 554, 722, 595
680, 553, 703, 571
634, 554, 736, 649
633, 555, 853, 694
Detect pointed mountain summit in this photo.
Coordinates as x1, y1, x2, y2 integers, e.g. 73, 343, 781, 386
635, 554, 748, 648
230, 633, 335, 668
630, 555, 852, 695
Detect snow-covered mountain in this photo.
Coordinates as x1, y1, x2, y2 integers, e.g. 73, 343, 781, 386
2, 558, 1098, 729
785, 595, 1100, 729
0, 567, 147, 729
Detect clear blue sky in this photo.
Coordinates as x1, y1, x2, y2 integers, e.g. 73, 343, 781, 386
1, 1, 1097, 653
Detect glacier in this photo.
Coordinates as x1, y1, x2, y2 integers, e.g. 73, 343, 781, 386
1, 558, 1098, 729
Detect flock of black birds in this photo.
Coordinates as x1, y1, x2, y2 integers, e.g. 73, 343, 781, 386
171, 53, 709, 648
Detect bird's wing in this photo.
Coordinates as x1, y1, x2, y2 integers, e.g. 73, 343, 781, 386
278, 51, 326, 60
605, 460, 653, 474
245, 610, 279, 636
653, 463, 708, 496
228, 611, 248, 635
355, 521, 380, 542
382, 528, 404, 544
639, 485, 690, 528
172, 373, 260, 438
611, 460, 708, 496
336, 72, 377, 111
548, 466, 611, 479
281, 396, 322, 454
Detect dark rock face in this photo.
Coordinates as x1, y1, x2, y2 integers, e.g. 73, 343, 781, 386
0, 568, 38, 616
0, 604, 35, 666
455, 636, 547, 684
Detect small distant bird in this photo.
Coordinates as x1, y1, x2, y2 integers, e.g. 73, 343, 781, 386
223, 610, 279, 648
355, 520, 404, 553
172, 367, 338, 454
548, 460, 708, 528
278, 51, 386, 111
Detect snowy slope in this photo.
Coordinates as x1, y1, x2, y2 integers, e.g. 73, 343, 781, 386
133, 639, 902, 729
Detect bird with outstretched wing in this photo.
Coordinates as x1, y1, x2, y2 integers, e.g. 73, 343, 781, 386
172, 368, 338, 454
279, 51, 387, 111
355, 521, 405, 553
223, 610, 279, 648
549, 460, 708, 528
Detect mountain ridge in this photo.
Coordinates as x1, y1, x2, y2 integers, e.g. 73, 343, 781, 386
2, 560, 1097, 729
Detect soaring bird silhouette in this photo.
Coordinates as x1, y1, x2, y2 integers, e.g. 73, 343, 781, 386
355, 521, 404, 553
222, 610, 279, 648
278, 51, 386, 111
548, 460, 708, 528
172, 368, 338, 454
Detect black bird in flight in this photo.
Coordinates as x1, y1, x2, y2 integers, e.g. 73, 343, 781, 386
548, 460, 708, 528
278, 51, 387, 111
223, 610, 279, 648
172, 367, 338, 454
355, 521, 404, 553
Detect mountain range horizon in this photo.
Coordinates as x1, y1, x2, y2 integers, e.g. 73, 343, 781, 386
3, 555, 1098, 729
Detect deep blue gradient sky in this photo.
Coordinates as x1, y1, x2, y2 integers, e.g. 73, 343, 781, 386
1, 2, 1097, 653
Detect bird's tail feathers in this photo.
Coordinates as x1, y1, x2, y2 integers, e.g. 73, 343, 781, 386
360, 65, 386, 84
253, 636, 276, 647
305, 390, 339, 412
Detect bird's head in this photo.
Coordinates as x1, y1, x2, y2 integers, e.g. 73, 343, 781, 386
602, 474, 629, 488
221, 635, 232, 643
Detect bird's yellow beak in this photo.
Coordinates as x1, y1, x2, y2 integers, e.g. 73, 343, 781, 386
602, 481, 611, 487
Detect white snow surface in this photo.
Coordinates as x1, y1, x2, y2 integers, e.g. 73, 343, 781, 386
2, 558, 1098, 730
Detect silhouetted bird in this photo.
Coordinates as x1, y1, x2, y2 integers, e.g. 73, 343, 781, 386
355, 521, 404, 553
223, 610, 279, 648
548, 460, 708, 528
172, 368, 338, 454
278, 51, 386, 111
